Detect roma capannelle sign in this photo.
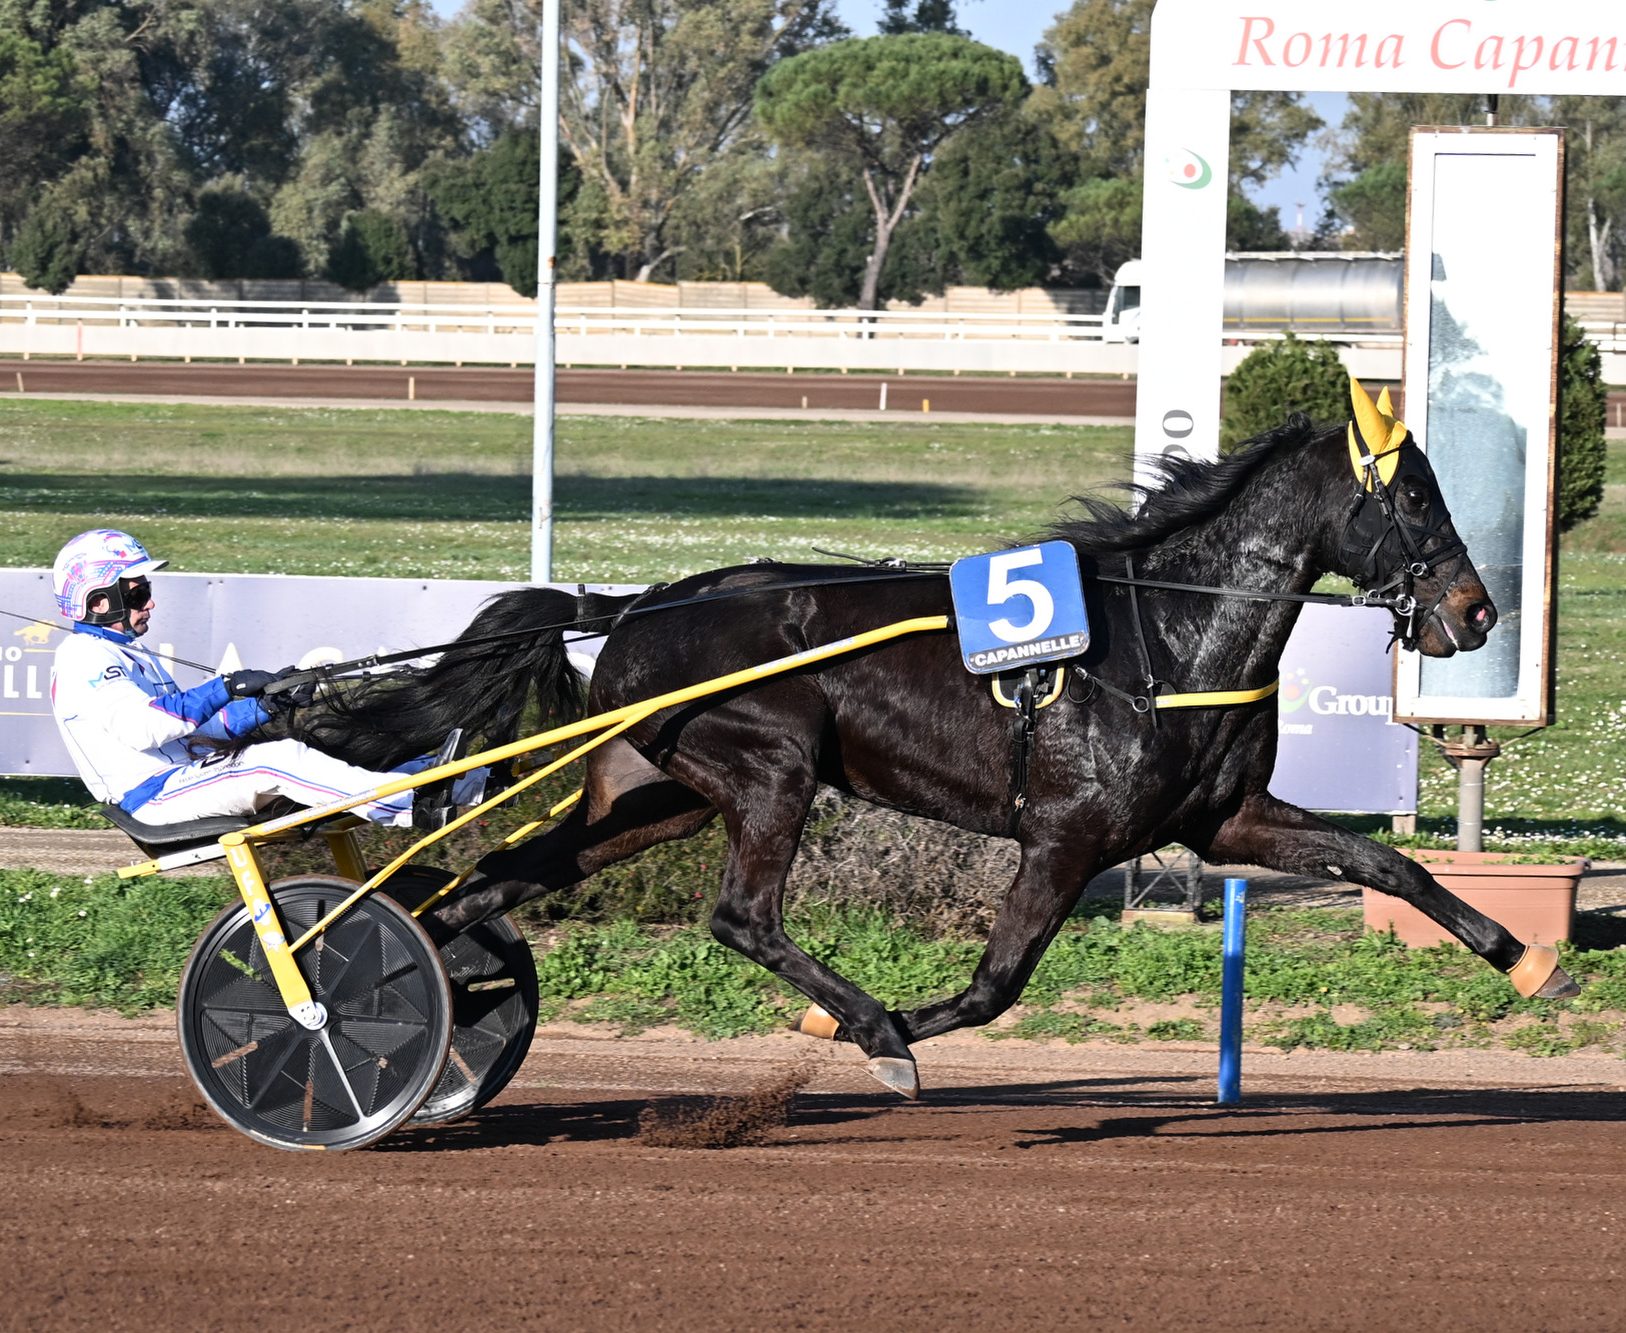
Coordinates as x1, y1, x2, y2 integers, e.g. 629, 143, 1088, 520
1138, 0, 1593, 726
1136, 0, 1615, 477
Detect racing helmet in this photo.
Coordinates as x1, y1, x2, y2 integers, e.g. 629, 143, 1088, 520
52, 529, 168, 625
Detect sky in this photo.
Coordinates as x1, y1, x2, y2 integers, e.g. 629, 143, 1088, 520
430, 0, 1345, 232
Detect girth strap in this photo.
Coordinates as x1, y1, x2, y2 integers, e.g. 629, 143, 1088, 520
1005, 669, 1043, 837
990, 666, 1064, 837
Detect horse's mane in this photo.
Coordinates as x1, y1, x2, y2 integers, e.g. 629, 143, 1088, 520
1045, 413, 1325, 557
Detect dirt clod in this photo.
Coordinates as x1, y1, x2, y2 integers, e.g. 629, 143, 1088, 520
637, 1064, 812, 1149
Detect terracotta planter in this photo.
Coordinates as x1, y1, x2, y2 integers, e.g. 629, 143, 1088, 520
1361, 850, 1588, 947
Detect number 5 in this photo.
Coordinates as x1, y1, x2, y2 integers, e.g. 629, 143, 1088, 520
986, 549, 1054, 643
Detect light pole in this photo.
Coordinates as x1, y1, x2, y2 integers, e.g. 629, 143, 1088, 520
530, 0, 562, 583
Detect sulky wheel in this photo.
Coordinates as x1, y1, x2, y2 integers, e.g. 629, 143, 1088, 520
177, 875, 452, 1152
381, 867, 540, 1125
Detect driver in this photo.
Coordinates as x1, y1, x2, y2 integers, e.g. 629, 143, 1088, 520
48, 529, 481, 830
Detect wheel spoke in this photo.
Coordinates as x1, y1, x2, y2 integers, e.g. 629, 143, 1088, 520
317, 1028, 367, 1120
240, 1026, 313, 1114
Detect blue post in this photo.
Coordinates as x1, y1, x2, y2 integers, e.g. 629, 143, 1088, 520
1217, 876, 1248, 1106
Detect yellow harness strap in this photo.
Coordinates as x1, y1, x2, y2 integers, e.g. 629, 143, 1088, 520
1154, 679, 1280, 710
990, 670, 1278, 712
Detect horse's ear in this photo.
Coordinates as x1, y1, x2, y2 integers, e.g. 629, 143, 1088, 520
1347, 377, 1406, 491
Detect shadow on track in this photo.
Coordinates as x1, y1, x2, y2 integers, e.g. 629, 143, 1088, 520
373, 1078, 1626, 1155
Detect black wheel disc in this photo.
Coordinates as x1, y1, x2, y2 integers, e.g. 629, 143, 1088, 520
177, 876, 452, 1152
382, 867, 540, 1125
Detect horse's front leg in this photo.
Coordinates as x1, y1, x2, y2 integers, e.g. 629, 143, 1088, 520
887, 837, 1093, 1043
1192, 792, 1580, 999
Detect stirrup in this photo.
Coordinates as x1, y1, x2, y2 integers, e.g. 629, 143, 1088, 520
412, 728, 467, 831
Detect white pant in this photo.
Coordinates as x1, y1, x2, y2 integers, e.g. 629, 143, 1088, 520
131, 738, 476, 828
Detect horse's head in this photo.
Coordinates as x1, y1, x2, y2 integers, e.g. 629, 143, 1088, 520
1332, 379, 1496, 657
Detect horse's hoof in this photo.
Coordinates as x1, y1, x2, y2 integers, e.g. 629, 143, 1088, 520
1537, 966, 1583, 1000
1508, 943, 1581, 999
794, 1003, 841, 1041
866, 1056, 920, 1101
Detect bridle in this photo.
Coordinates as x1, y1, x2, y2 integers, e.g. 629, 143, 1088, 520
1339, 439, 1469, 654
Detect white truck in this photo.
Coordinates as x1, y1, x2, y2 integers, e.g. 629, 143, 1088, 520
1101, 252, 1403, 343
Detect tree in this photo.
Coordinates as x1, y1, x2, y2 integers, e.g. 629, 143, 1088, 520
13, 4, 197, 274
1324, 160, 1408, 251
0, 0, 463, 280
1029, 0, 1153, 180
427, 130, 586, 295
1033, 0, 1316, 282
11, 203, 83, 293
1553, 97, 1626, 291
1322, 95, 1626, 282
659, 151, 783, 282
1219, 334, 1349, 450
1226, 195, 1287, 251
912, 107, 1068, 291
442, 0, 844, 282
1048, 176, 1139, 287
761, 102, 1066, 304
0, 30, 89, 254
1556, 313, 1607, 532
327, 209, 415, 291
880, 0, 964, 36
761, 150, 940, 306
183, 184, 303, 279
756, 34, 1027, 309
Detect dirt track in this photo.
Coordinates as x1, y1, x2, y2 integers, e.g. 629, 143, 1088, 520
6, 361, 1626, 425
4, 1006, 1625, 1331
0, 360, 1140, 418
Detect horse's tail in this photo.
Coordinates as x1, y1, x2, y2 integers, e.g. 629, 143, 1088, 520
288, 586, 628, 770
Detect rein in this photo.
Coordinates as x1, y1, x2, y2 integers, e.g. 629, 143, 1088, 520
1090, 572, 1412, 612
0, 551, 1407, 701
258, 570, 950, 694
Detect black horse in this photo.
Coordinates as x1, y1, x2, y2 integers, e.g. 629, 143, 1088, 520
287, 389, 1579, 1097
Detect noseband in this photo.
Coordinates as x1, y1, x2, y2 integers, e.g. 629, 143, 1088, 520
1339, 442, 1468, 652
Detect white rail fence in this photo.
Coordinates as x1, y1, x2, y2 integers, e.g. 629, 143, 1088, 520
0, 293, 1138, 375
3, 292, 1620, 381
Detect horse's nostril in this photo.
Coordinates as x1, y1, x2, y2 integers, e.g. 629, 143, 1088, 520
1469, 602, 1496, 632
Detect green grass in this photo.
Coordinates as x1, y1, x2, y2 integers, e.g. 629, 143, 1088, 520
0, 397, 1621, 847
0, 398, 1129, 580
0, 777, 109, 829
0, 867, 237, 1011
6, 871, 1626, 1055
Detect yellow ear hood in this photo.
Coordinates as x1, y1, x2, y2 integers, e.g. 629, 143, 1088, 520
1347, 377, 1407, 490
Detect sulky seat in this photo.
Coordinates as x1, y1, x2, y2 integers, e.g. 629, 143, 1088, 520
100, 799, 303, 859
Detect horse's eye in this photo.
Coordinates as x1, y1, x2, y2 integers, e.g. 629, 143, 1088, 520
1401, 482, 1429, 508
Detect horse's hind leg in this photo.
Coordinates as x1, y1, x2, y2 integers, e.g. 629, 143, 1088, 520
427, 739, 716, 933
1192, 792, 1580, 998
